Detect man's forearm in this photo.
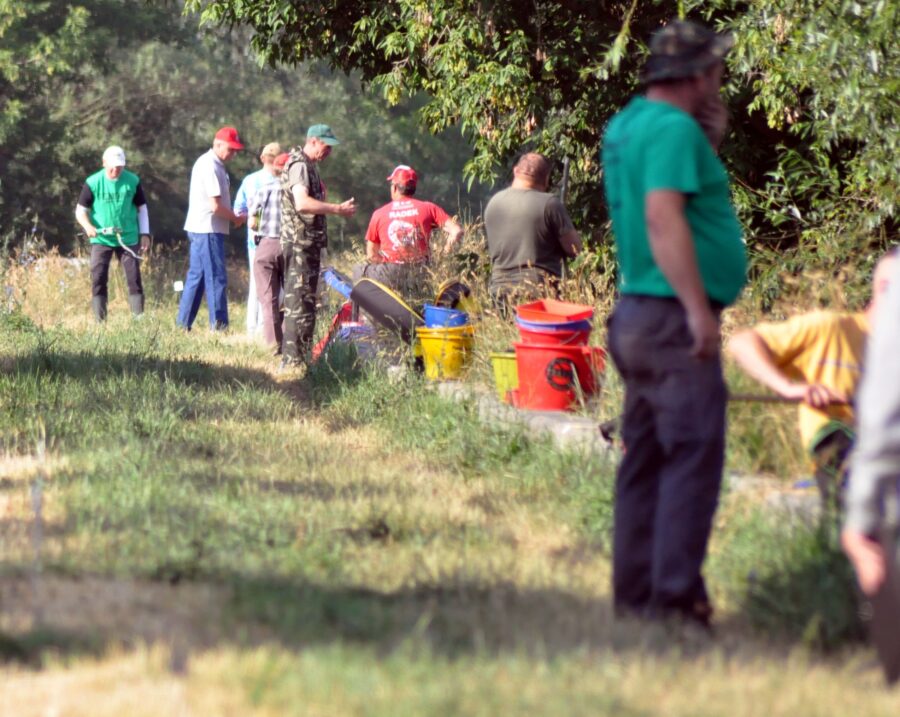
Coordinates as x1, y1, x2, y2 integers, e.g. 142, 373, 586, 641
558, 230, 583, 258
443, 220, 463, 247
210, 198, 240, 222
294, 195, 337, 216
727, 330, 794, 396
137, 204, 150, 235
212, 206, 240, 221
646, 194, 708, 315
75, 206, 96, 235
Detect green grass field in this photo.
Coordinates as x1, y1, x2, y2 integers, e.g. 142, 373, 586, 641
0, 252, 892, 715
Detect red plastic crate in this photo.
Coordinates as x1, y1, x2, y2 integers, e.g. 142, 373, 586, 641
515, 299, 594, 323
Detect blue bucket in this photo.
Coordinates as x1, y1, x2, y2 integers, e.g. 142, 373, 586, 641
515, 316, 593, 332
424, 303, 469, 328
322, 267, 353, 298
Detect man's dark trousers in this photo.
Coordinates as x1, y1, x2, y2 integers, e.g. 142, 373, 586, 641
90, 244, 143, 298
607, 295, 727, 621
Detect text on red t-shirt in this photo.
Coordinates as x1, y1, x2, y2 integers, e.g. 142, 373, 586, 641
364, 198, 450, 263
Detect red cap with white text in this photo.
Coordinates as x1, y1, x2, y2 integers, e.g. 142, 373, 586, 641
386, 165, 418, 186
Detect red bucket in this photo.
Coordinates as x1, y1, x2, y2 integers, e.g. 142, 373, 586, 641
513, 343, 607, 411
516, 299, 594, 323
517, 325, 591, 346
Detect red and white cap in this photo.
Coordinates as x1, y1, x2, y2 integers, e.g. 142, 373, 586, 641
386, 165, 418, 185
214, 126, 245, 150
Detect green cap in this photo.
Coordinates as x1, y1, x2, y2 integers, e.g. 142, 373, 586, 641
643, 20, 733, 83
307, 124, 340, 145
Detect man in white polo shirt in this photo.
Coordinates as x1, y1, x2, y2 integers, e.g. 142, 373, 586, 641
176, 126, 246, 331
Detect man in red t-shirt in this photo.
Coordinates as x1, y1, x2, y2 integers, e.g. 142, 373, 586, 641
365, 165, 462, 264
356, 165, 462, 299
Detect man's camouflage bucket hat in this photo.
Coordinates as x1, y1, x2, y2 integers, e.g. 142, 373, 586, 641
643, 19, 733, 83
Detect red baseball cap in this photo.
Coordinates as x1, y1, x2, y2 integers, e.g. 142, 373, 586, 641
274, 152, 290, 168
214, 126, 245, 150
387, 165, 418, 185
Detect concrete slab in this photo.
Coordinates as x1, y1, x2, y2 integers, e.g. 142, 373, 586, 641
433, 380, 820, 523
433, 380, 614, 455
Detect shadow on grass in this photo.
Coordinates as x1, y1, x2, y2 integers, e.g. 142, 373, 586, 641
10, 347, 273, 392
0, 345, 838, 669
185, 471, 412, 502
0, 626, 105, 667
0, 568, 758, 670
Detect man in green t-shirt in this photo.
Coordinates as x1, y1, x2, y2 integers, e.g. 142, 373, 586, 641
601, 20, 747, 628
76, 145, 152, 322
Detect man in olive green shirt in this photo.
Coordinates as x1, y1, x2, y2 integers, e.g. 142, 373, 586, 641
602, 20, 746, 628
76, 145, 152, 322
484, 153, 582, 310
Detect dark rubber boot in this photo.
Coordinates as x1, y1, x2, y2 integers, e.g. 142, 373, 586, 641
92, 296, 107, 323
128, 293, 145, 317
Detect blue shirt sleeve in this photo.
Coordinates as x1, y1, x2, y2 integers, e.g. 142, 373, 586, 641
234, 176, 253, 215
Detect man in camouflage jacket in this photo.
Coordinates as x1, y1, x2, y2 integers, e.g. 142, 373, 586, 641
280, 124, 356, 366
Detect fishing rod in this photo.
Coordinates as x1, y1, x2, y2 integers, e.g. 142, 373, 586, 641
599, 393, 850, 441
97, 226, 142, 261
728, 393, 849, 405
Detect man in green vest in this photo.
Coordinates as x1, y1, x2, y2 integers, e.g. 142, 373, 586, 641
76, 145, 152, 322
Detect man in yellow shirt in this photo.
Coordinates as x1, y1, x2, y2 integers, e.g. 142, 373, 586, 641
728, 252, 896, 501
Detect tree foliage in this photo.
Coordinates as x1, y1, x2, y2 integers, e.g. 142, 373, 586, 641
0, 0, 185, 245
721, 0, 898, 240
187, 0, 665, 236
187, 0, 898, 267
2, 0, 895, 288
0, 1, 488, 251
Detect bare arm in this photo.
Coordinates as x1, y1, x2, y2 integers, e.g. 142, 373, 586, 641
645, 190, 719, 358
441, 218, 464, 253
558, 229, 583, 258
727, 328, 846, 407
75, 205, 97, 238
209, 196, 245, 226
366, 240, 381, 262
291, 184, 356, 217
841, 531, 885, 596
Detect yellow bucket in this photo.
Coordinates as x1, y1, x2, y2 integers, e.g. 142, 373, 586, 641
416, 325, 475, 380
489, 351, 518, 402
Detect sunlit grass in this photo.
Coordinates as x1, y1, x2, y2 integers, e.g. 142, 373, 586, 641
0, 248, 882, 714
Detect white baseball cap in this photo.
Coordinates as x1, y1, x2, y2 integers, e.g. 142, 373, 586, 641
102, 145, 127, 167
